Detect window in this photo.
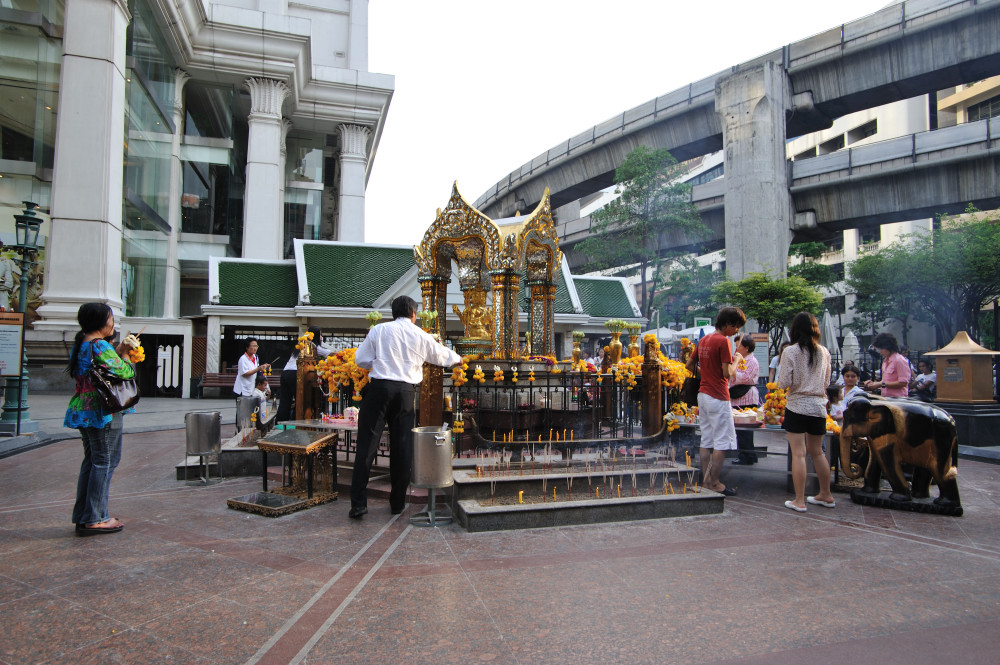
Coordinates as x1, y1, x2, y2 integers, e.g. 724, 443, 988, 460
818, 134, 845, 155
847, 120, 877, 144
967, 94, 1000, 122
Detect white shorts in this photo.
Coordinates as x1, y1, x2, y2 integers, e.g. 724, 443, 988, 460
697, 393, 736, 451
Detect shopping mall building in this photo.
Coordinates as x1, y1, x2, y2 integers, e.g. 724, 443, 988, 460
0, 0, 393, 395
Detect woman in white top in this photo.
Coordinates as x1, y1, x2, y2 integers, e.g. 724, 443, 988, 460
776, 312, 835, 513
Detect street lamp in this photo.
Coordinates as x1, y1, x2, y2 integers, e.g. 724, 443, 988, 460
0, 201, 43, 435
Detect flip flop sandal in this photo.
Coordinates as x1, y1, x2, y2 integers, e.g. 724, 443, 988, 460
807, 496, 836, 508
77, 521, 124, 536
784, 500, 807, 513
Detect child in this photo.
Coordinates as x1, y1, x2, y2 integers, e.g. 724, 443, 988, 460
252, 374, 271, 412
827, 384, 845, 424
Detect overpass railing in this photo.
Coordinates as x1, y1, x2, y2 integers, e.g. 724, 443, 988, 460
791, 116, 999, 182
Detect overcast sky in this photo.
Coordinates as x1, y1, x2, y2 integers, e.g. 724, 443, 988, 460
366, 0, 888, 246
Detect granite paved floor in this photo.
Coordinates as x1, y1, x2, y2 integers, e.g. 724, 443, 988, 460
1, 425, 998, 665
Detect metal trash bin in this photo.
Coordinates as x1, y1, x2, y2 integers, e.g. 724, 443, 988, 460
410, 425, 453, 526
185, 411, 222, 485
235, 396, 259, 434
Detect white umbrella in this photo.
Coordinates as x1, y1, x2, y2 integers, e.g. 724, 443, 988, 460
642, 326, 679, 344
673, 324, 715, 339
820, 310, 841, 364
842, 330, 860, 365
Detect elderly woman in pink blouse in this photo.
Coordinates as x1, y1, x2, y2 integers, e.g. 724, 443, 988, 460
730, 333, 760, 465
864, 332, 911, 398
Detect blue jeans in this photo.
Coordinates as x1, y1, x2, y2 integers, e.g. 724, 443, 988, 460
72, 414, 123, 525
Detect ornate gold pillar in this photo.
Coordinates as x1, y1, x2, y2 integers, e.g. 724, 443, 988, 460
491, 269, 521, 359
641, 337, 663, 437
527, 280, 556, 357
419, 274, 448, 426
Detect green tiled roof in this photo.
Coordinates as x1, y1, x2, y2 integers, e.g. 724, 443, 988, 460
573, 278, 636, 318
303, 244, 414, 307
520, 269, 576, 313
219, 262, 298, 307
554, 270, 574, 313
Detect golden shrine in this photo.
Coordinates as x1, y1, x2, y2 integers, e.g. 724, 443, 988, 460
414, 182, 562, 359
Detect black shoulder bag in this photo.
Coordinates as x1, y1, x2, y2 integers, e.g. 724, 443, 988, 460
88, 342, 140, 413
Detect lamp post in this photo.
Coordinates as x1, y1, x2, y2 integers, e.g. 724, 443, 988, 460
0, 201, 43, 435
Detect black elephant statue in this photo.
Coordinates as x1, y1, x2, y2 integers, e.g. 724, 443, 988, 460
840, 395, 961, 515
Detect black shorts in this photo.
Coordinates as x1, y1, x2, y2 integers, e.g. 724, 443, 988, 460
782, 407, 827, 436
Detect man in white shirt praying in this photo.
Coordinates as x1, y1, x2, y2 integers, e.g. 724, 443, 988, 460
349, 296, 462, 519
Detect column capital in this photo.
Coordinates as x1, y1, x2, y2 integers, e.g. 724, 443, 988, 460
245, 77, 290, 118
337, 124, 371, 159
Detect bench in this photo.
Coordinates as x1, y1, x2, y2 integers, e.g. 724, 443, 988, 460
197, 371, 281, 398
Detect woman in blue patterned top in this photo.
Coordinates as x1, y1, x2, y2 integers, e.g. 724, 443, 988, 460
65, 303, 139, 536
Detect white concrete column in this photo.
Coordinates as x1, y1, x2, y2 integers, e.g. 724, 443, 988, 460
206, 315, 221, 373
35, 0, 131, 330
164, 69, 190, 319
243, 78, 290, 260
279, 118, 292, 255
715, 61, 794, 279
336, 124, 370, 243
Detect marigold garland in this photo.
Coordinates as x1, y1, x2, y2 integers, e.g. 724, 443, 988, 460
315, 347, 370, 403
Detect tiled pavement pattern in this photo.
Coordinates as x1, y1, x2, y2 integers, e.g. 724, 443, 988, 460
1, 421, 999, 665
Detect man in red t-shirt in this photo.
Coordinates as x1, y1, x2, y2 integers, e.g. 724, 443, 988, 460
685, 307, 747, 496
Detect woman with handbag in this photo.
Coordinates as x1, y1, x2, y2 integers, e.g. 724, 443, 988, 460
64, 303, 140, 536
729, 334, 760, 465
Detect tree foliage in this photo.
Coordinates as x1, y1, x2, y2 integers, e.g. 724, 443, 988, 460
577, 146, 707, 319
787, 242, 838, 291
844, 206, 1000, 344
713, 272, 824, 357
655, 255, 723, 327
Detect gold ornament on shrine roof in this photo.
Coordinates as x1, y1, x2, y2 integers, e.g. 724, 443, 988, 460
413, 182, 563, 359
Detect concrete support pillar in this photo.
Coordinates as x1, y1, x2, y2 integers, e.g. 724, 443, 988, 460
36, 0, 131, 330
336, 124, 370, 243
164, 69, 190, 319
715, 61, 794, 279
243, 78, 289, 260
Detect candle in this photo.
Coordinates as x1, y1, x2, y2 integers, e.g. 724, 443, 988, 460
596, 487, 600, 498
617, 484, 621, 498
683, 483, 687, 494
518, 490, 524, 504
571, 431, 574, 441
553, 487, 557, 501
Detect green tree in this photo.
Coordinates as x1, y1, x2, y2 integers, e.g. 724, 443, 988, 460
655, 255, 722, 327
713, 272, 824, 357
844, 248, 910, 338
903, 207, 1000, 343
787, 242, 838, 291
577, 146, 707, 319
844, 207, 1000, 345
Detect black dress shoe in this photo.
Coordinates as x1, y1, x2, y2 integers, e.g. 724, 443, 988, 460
348, 507, 367, 519
390, 505, 404, 515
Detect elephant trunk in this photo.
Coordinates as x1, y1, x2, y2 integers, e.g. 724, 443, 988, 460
839, 431, 864, 479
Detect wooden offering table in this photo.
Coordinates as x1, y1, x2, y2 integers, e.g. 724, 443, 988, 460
281, 419, 360, 462
226, 428, 338, 517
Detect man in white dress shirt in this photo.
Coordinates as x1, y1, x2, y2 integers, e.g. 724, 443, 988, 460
349, 296, 462, 519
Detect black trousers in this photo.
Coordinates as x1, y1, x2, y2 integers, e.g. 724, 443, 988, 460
350, 379, 416, 511
735, 428, 757, 463
276, 369, 297, 422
